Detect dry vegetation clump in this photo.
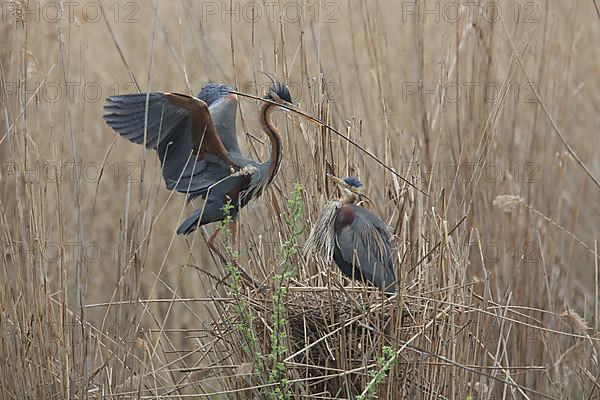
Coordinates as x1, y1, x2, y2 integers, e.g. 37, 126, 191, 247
1, 1, 600, 398
203, 282, 411, 398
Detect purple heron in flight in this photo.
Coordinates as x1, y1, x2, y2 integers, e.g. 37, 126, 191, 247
103, 82, 293, 254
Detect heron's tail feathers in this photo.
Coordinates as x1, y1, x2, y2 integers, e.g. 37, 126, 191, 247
176, 209, 202, 235
176, 198, 238, 235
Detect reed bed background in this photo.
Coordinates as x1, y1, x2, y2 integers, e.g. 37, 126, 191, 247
1, 0, 599, 398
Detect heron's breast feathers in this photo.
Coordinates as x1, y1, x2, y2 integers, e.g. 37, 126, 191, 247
303, 200, 342, 262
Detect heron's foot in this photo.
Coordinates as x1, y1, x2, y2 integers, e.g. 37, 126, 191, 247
229, 259, 262, 288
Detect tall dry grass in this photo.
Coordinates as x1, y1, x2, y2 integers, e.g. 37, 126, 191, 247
1, 0, 599, 398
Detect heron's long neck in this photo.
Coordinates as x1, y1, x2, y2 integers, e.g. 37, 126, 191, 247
259, 102, 283, 183
341, 192, 358, 204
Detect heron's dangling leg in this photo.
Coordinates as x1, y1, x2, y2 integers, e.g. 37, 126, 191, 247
206, 217, 261, 289
206, 220, 238, 268
207, 226, 227, 264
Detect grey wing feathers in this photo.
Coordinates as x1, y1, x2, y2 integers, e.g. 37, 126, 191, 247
103, 92, 231, 199
209, 97, 241, 154
198, 83, 241, 154
336, 206, 396, 292
103, 93, 187, 148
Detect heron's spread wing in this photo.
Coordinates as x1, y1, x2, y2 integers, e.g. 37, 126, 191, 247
198, 83, 241, 154
103, 92, 238, 198
162, 93, 234, 166
208, 97, 241, 154
334, 205, 396, 291
103, 93, 186, 148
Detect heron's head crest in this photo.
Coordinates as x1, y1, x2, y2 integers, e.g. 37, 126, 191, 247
343, 177, 363, 188
327, 174, 368, 204
266, 82, 293, 104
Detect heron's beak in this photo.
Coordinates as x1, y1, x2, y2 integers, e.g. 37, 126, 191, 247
326, 173, 373, 204
357, 192, 374, 205
278, 101, 297, 114
326, 173, 345, 186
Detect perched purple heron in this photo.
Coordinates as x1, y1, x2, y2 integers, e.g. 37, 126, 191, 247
103, 82, 293, 252
304, 175, 396, 293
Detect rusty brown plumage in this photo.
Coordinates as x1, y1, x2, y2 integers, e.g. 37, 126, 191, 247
164, 92, 238, 170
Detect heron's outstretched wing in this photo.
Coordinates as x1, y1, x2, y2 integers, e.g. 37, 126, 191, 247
103, 92, 238, 198
334, 205, 396, 292
198, 83, 241, 154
